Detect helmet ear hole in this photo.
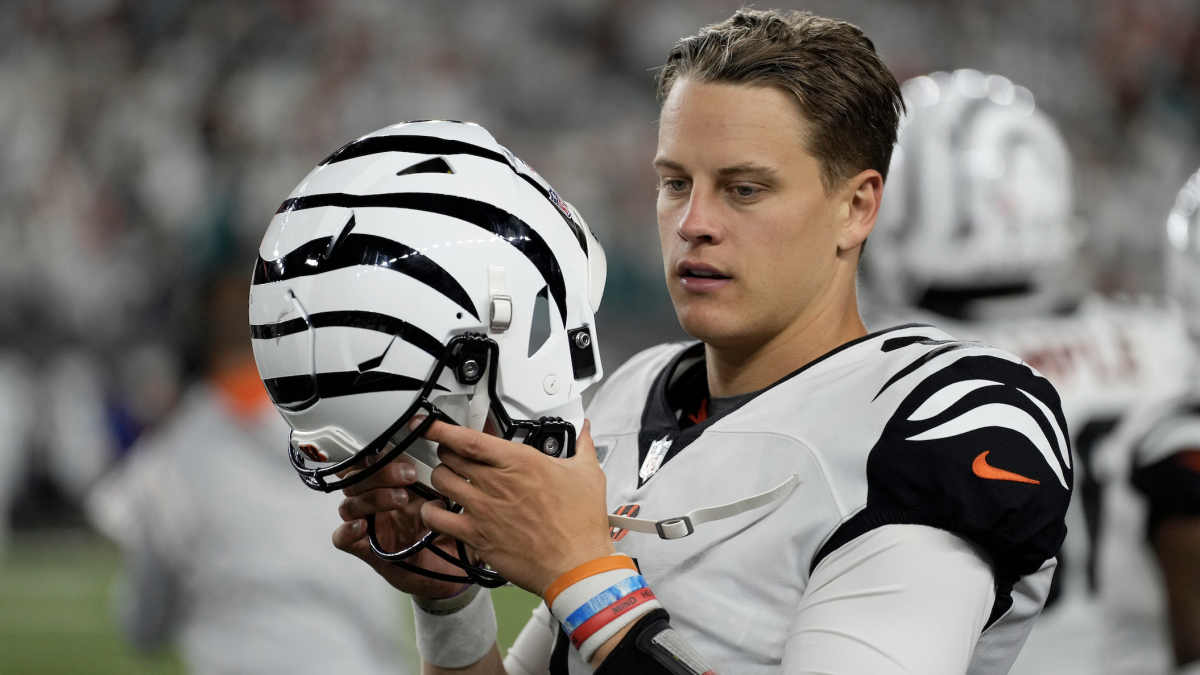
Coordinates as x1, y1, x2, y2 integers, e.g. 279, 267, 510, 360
527, 287, 551, 357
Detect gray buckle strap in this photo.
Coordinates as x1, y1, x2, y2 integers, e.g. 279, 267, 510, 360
608, 475, 800, 540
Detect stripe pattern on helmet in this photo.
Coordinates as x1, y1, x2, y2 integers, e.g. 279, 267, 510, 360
263, 371, 447, 412
316, 133, 588, 254
252, 231, 480, 321
320, 134, 508, 167
274, 192, 568, 325
251, 310, 443, 359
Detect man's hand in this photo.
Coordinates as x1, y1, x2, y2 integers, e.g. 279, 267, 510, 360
332, 454, 470, 600
420, 419, 616, 596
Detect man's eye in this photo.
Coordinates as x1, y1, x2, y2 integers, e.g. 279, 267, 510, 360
663, 179, 688, 192
733, 185, 761, 198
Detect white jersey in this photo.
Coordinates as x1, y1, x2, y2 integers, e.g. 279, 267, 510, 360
1093, 385, 1200, 675
88, 386, 411, 675
521, 324, 1070, 674
869, 296, 1195, 675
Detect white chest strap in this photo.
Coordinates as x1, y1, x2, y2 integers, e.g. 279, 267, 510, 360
607, 475, 800, 540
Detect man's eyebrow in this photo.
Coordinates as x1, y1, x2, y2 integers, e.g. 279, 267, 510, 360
653, 158, 684, 171
717, 163, 778, 179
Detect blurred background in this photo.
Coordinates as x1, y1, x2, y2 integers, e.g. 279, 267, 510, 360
2, 0, 1199, 673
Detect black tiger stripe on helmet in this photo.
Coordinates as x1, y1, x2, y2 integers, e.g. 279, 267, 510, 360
271, 191, 569, 326
316, 132, 590, 255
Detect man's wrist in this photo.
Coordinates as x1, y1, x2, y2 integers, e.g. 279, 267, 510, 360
543, 554, 661, 663
538, 542, 618, 597
413, 585, 497, 669
412, 584, 478, 615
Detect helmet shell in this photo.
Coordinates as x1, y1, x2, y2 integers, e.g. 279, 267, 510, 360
249, 121, 606, 463
866, 70, 1076, 307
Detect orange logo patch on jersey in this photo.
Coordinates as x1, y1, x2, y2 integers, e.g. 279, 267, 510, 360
973, 451, 1039, 484
610, 504, 641, 542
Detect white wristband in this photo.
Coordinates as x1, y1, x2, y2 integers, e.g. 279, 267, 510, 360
413, 587, 498, 669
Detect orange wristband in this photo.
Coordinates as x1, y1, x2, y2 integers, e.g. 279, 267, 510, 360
542, 555, 639, 608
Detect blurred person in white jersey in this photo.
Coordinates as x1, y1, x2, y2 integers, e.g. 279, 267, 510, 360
277, 11, 1072, 675
1092, 168, 1200, 675
860, 70, 1197, 675
88, 270, 411, 675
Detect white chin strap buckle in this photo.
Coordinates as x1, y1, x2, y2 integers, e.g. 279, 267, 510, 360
609, 475, 799, 541
488, 266, 511, 332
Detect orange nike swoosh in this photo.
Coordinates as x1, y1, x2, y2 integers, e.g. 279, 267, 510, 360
973, 451, 1040, 484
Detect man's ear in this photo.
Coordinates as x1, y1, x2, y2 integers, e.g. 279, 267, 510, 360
837, 169, 883, 253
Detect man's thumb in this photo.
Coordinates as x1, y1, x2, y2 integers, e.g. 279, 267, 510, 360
571, 419, 598, 464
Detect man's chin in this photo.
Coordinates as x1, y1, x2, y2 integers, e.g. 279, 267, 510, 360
675, 306, 760, 348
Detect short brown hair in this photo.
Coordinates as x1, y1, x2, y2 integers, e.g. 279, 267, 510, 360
656, 9, 904, 192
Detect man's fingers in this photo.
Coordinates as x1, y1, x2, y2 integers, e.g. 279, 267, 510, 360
423, 420, 520, 468
341, 458, 419, 497
436, 445, 492, 484
421, 500, 474, 544
430, 463, 485, 506
332, 518, 368, 551
339, 488, 410, 521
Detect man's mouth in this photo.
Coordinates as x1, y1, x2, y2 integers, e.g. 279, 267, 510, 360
677, 262, 732, 291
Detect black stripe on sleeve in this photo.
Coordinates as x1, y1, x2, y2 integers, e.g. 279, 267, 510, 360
250, 310, 444, 359
274, 192, 568, 325
873, 341, 987, 400
252, 233, 479, 321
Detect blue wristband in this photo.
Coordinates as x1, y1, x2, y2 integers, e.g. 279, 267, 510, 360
561, 575, 649, 635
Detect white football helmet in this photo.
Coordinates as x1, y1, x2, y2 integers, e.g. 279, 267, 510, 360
864, 69, 1076, 315
1166, 167, 1200, 340
249, 121, 606, 585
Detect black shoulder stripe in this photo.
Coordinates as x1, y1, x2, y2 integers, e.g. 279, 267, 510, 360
319, 135, 509, 166
252, 233, 479, 321
250, 310, 443, 359
874, 341, 988, 400
264, 371, 446, 410
881, 335, 934, 352
275, 192, 568, 326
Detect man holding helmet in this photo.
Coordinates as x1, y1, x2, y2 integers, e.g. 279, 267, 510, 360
254, 10, 1072, 675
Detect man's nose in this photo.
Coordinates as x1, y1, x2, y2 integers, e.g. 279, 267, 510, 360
677, 187, 723, 245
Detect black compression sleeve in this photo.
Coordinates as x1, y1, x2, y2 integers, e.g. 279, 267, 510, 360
594, 609, 718, 675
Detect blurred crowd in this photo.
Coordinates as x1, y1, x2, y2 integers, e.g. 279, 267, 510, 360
5, 0, 1200, 672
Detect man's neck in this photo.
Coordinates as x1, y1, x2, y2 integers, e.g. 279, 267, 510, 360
705, 294, 868, 398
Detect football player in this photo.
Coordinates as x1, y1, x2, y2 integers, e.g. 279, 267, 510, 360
260, 10, 1071, 675
860, 69, 1196, 675
1093, 167, 1200, 675
90, 272, 410, 674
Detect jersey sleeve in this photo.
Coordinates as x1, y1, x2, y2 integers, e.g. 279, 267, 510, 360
816, 351, 1072, 623
503, 601, 555, 675
785, 525, 995, 675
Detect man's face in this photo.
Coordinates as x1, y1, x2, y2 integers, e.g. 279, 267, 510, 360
655, 79, 852, 350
